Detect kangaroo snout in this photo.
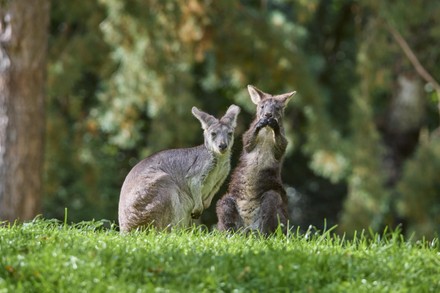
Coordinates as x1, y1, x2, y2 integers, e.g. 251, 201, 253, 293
219, 142, 228, 152
264, 112, 273, 118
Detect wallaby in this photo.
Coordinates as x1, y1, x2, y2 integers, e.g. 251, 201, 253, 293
118, 105, 240, 232
216, 85, 295, 235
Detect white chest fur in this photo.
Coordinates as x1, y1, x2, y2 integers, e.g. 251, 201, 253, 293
202, 159, 228, 197
188, 155, 229, 211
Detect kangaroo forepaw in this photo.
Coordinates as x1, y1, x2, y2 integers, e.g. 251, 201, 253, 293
256, 118, 269, 132
267, 117, 279, 129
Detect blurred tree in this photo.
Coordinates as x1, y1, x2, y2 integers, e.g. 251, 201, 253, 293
0, 0, 50, 221
397, 132, 440, 239
334, 0, 440, 236
44, 0, 119, 221
96, 0, 201, 153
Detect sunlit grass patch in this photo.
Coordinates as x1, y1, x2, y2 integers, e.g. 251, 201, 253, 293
0, 219, 439, 292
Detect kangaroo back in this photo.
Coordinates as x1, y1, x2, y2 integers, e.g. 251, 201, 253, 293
119, 105, 240, 232
216, 85, 295, 235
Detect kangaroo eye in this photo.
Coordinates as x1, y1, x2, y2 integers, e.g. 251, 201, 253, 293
211, 132, 217, 138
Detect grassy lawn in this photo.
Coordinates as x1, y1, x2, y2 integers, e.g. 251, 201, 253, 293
0, 219, 439, 292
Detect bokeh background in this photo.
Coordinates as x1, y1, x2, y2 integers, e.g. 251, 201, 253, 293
3, 0, 440, 239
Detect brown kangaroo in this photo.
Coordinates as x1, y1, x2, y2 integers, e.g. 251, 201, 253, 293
216, 85, 295, 235
118, 105, 240, 232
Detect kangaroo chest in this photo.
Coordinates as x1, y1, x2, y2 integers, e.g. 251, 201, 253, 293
201, 158, 229, 200
248, 128, 277, 168
241, 128, 278, 189
235, 128, 280, 228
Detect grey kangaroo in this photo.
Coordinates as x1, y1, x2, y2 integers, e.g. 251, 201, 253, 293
118, 105, 240, 232
216, 85, 295, 235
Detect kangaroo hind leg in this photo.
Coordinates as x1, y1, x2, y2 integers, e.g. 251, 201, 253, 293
260, 190, 288, 235
216, 195, 243, 232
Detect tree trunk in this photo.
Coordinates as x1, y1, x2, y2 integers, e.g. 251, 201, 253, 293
0, 0, 49, 221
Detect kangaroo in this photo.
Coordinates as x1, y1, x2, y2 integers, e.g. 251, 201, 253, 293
118, 105, 240, 232
216, 85, 295, 235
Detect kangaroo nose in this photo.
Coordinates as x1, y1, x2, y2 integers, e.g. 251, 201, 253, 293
219, 143, 227, 151
265, 112, 273, 118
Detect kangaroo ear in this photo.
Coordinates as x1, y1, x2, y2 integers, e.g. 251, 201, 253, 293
192, 107, 217, 130
222, 104, 241, 128
247, 85, 269, 105
276, 91, 296, 106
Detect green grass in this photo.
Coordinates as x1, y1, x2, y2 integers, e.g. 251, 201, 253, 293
0, 219, 439, 293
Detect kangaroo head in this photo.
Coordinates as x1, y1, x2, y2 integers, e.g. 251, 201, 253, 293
247, 85, 296, 123
192, 105, 241, 155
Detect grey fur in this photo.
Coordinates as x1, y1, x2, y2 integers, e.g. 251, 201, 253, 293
118, 105, 240, 232
216, 85, 295, 235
